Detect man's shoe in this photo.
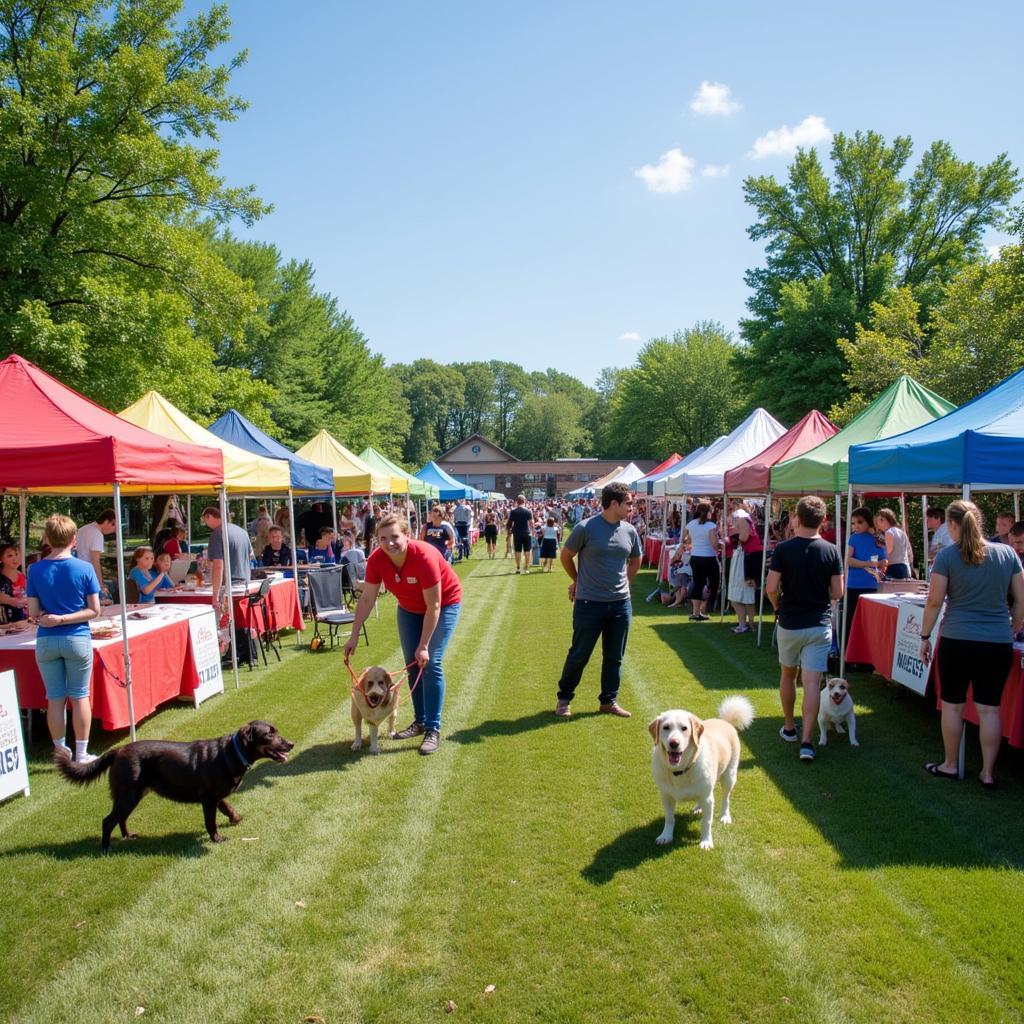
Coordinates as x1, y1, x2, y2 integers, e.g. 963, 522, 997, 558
554, 700, 571, 718
779, 726, 798, 742
799, 742, 815, 762
599, 702, 632, 718
392, 721, 425, 740
418, 729, 441, 755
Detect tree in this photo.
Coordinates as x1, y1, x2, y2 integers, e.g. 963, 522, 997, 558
0, 0, 270, 413
390, 360, 465, 466
488, 360, 529, 449
738, 131, 1019, 415
507, 392, 587, 460
607, 322, 741, 458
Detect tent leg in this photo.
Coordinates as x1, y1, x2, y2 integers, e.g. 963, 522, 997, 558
1015, 491, 1020, 522
112, 484, 137, 742
963, 485, 971, 500
288, 489, 303, 649
18, 491, 26, 585
757, 492, 770, 646
331, 491, 338, 534
921, 495, 929, 581
186, 495, 192, 550
220, 488, 240, 690
720, 493, 728, 621
839, 486, 854, 673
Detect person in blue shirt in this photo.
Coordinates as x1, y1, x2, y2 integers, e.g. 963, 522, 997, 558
128, 547, 174, 604
844, 506, 886, 649
309, 526, 338, 564
26, 514, 101, 762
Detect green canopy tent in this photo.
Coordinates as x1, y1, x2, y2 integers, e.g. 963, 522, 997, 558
761, 375, 956, 646
358, 447, 440, 501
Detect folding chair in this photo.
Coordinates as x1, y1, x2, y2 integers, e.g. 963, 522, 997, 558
307, 566, 367, 651
247, 577, 280, 665
340, 561, 360, 609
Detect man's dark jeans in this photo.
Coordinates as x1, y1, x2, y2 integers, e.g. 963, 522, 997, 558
556, 598, 631, 705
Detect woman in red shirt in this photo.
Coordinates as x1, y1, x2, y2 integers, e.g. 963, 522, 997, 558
343, 514, 462, 756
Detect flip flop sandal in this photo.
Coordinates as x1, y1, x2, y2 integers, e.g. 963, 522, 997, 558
924, 762, 959, 780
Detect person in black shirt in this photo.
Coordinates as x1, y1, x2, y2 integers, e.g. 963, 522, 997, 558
506, 494, 534, 575
261, 526, 293, 568
765, 495, 844, 763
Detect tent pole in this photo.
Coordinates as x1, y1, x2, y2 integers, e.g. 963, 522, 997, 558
220, 488, 240, 690
720, 492, 728, 621
963, 484, 971, 500
112, 483, 137, 742
756, 492, 771, 646
242, 498, 247, 536
331, 490, 338, 534
1015, 492, 1020, 522
287, 489, 302, 649
839, 485, 854, 674
898, 494, 908, 571
921, 495, 929, 581
186, 495, 192, 549
18, 491, 26, 581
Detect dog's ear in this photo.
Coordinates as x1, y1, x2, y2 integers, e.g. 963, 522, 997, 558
689, 714, 705, 746
357, 668, 368, 685
648, 716, 661, 744
383, 670, 393, 688
238, 722, 254, 746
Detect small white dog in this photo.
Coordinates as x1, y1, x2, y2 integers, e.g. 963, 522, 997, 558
817, 676, 858, 747
351, 666, 399, 754
649, 695, 755, 850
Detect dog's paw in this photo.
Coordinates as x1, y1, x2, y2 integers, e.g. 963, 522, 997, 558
655, 831, 674, 845
227, 814, 243, 826
719, 812, 732, 825
836, 723, 846, 734
699, 838, 715, 851
818, 735, 828, 746
850, 739, 860, 747
690, 804, 703, 816
351, 739, 363, 751
369, 745, 380, 755
211, 832, 227, 844
124, 832, 139, 841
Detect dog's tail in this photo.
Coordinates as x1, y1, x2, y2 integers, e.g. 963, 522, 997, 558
53, 747, 117, 786
717, 695, 755, 731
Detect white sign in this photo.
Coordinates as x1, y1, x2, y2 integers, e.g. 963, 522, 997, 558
891, 599, 942, 695
188, 610, 224, 708
0, 669, 29, 802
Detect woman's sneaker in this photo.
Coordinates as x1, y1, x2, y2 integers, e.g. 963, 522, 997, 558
392, 721, 425, 740
799, 742, 815, 762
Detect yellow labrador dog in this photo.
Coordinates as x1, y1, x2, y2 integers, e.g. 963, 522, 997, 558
649, 695, 754, 850
351, 666, 399, 754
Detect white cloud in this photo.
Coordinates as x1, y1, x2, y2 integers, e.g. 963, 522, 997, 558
749, 115, 833, 159
701, 163, 730, 178
690, 81, 741, 117
635, 148, 696, 194
618, 331, 642, 343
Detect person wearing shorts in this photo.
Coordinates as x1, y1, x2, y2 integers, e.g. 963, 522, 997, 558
26, 514, 102, 763
920, 500, 1024, 787
506, 494, 534, 575
765, 496, 843, 763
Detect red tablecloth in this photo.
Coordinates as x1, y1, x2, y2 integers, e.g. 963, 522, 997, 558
157, 577, 304, 633
470, 528, 480, 545
644, 536, 664, 568
5, 610, 206, 731
846, 594, 1024, 748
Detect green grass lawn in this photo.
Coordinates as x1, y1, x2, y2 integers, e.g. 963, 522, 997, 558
2, 548, 1022, 1023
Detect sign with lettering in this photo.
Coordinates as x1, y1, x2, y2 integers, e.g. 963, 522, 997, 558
0, 669, 29, 802
188, 610, 224, 708
891, 599, 942, 695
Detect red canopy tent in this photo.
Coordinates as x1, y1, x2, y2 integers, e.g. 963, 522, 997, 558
0, 355, 227, 737
723, 410, 838, 494
647, 452, 683, 477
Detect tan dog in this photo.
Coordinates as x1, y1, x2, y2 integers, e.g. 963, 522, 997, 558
649, 695, 754, 850
351, 666, 399, 754
818, 676, 858, 747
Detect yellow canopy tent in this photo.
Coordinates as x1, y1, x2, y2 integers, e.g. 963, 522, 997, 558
120, 392, 292, 492
295, 430, 399, 495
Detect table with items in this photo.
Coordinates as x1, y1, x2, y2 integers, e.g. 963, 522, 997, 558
3, 603, 222, 731
155, 575, 304, 634
846, 592, 1024, 748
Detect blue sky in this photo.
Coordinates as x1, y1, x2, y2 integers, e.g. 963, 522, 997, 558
193, 1, 1023, 385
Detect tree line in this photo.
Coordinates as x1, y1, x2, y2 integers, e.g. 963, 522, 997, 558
2, 2, 1021, 477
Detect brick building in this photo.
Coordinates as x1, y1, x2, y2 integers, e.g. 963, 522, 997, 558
436, 434, 658, 499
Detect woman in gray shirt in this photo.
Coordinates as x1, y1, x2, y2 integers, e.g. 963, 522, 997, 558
920, 500, 1024, 787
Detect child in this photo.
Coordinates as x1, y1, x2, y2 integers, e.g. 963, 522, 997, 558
129, 546, 174, 604
0, 542, 28, 622
310, 526, 338, 564
539, 516, 559, 572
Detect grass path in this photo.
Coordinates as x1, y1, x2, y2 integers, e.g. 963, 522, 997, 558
2, 549, 1022, 1023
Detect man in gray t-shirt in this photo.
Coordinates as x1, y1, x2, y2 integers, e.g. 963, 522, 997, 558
202, 506, 253, 606
554, 482, 642, 719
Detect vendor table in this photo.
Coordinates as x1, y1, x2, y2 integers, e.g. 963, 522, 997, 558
846, 593, 1024, 748
156, 575, 304, 633
4, 604, 218, 731
470, 527, 480, 546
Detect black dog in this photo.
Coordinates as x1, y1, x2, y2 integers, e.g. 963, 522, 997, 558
55, 720, 293, 851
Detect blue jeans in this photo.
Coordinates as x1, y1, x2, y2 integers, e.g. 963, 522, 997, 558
556, 598, 631, 705
396, 603, 461, 731
36, 634, 94, 700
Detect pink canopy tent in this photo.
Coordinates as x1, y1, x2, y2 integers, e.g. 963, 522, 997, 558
723, 410, 838, 494
0, 355, 228, 736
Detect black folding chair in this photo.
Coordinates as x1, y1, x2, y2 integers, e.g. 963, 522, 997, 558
307, 566, 367, 651
340, 561, 360, 609
247, 577, 280, 665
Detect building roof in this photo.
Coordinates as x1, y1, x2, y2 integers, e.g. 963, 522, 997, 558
437, 433, 520, 463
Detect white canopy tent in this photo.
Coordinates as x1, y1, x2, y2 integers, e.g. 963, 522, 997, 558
649, 441, 724, 498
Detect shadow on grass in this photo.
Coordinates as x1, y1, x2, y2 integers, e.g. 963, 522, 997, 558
269, 738, 420, 779
6, 830, 211, 860
447, 709, 600, 745
581, 822, 681, 884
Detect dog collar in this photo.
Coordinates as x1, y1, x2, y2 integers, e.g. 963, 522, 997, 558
229, 732, 252, 772
671, 750, 699, 776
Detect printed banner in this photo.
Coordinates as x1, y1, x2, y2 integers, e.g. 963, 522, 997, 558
891, 599, 942, 695
0, 669, 30, 802
188, 610, 225, 708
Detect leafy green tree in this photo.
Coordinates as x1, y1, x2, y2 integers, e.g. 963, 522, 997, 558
738, 131, 1019, 415
507, 392, 587, 460
608, 322, 741, 458
390, 360, 465, 466
488, 360, 529, 449
0, 0, 270, 413
448, 361, 496, 441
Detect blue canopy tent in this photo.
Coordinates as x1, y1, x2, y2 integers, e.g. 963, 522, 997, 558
209, 408, 336, 572
415, 461, 479, 501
